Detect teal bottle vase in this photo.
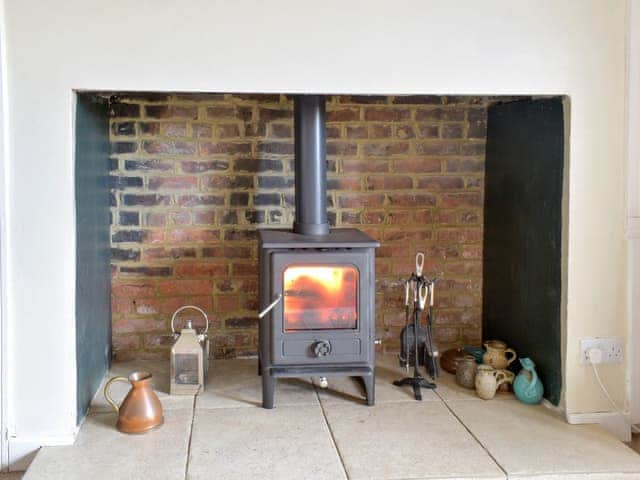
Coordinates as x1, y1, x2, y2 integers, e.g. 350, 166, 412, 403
513, 357, 544, 404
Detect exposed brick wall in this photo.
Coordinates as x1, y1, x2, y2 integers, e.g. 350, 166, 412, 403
109, 93, 487, 360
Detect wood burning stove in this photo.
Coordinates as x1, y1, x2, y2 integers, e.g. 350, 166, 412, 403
258, 95, 379, 408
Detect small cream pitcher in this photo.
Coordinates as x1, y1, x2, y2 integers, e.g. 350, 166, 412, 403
482, 340, 517, 370
475, 365, 507, 400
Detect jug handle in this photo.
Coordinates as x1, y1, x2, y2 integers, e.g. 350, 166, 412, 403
495, 371, 507, 389
505, 348, 517, 366
103, 376, 129, 413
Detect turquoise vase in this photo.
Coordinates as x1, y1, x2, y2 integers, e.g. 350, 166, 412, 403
513, 357, 544, 404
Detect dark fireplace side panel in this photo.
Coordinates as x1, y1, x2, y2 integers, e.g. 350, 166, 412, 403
75, 94, 112, 423
483, 97, 564, 405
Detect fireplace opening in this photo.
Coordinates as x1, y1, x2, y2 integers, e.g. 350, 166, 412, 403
73, 91, 567, 419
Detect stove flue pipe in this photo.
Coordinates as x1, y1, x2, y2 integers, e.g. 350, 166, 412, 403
293, 95, 330, 236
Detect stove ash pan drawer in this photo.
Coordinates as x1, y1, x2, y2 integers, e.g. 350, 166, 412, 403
281, 338, 361, 358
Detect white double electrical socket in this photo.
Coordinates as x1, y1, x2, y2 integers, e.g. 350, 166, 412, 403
579, 337, 623, 364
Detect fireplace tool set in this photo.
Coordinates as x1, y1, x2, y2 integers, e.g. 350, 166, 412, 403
394, 252, 440, 400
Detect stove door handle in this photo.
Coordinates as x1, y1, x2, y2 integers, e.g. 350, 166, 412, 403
258, 294, 283, 319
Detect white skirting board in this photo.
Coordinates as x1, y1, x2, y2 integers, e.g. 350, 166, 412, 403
567, 411, 632, 442
8, 431, 77, 471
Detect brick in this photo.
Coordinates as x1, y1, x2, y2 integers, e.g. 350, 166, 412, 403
342, 159, 389, 173
384, 230, 432, 241
440, 192, 482, 208
460, 210, 480, 224
123, 194, 171, 206
178, 195, 225, 207
327, 108, 360, 122
169, 229, 220, 243
346, 125, 367, 139
175, 263, 228, 277
327, 142, 357, 156
363, 142, 409, 156
230, 192, 249, 206
181, 160, 229, 173
416, 176, 464, 190
416, 124, 440, 139
445, 158, 484, 173
148, 176, 197, 190
246, 209, 266, 224
327, 177, 361, 190
441, 124, 464, 139
145, 212, 167, 227
226, 317, 257, 329
139, 122, 161, 135
109, 176, 143, 190
202, 174, 253, 189
112, 121, 136, 136
391, 95, 442, 105
120, 266, 173, 276
112, 142, 137, 154
124, 159, 173, 171
170, 211, 191, 225
156, 279, 213, 296
194, 211, 215, 225
219, 210, 238, 225
202, 245, 253, 258
119, 211, 140, 226
394, 158, 441, 173
144, 105, 198, 119
338, 193, 385, 208
258, 176, 294, 189
112, 334, 140, 350
361, 211, 385, 224
338, 95, 388, 104
253, 193, 281, 206
366, 176, 412, 190
269, 124, 291, 138
111, 247, 140, 261
207, 105, 253, 121
111, 283, 155, 298
369, 124, 392, 138
224, 229, 257, 242
415, 141, 460, 156
193, 124, 213, 138
216, 123, 241, 138
460, 142, 485, 156
112, 230, 147, 243
201, 142, 251, 155
416, 108, 464, 122
387, 193, 436, 207
364, 108, 410, 122
436, 228, 483, 243
258, 107, 292, 121
143, 247, 197, 259
395, 125, 415, 139
113, 317, 167, 335
326, 126, 342, 139
109, 103, 140, 117
234, 158, 283, 172
143, 141, 196, 155
257, 141, 294, 155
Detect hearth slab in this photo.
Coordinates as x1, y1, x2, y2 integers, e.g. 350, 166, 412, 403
323, 401, 506, 480
448, 399, 640, 478
89, 359, 194, 414
23, 409, 192, 480
317, 355, 439, 404
188, 405, 346, 480
196, 358, 318, 409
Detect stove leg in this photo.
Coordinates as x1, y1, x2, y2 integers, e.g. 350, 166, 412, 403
362, 375, 375, 406
262, 372, 275, 409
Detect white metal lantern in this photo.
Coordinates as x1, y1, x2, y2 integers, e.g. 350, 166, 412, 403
170, 306, 210, 395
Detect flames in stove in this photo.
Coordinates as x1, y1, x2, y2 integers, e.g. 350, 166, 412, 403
283, 265, 358, 331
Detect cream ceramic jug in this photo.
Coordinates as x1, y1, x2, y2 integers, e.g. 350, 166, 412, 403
482, 340, 517, 370
475, 365, 507, 400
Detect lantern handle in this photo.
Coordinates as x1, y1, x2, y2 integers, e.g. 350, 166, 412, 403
171, 305, 209, 335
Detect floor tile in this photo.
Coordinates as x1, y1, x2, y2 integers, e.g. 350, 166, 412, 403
323, 401, 505, 480
187, 405, 346, 480
317, 355, 439, 405
23, 409, 192, 480
89, 359, 194, 414
196, 358, 318, 409
448, 400, 640, 477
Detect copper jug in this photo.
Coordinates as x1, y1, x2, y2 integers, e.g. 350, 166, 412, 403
103, 371, 164, 434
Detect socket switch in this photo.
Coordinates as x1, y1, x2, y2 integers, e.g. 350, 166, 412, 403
580, 337, 623, 364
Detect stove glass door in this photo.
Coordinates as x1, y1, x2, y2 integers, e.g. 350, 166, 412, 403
283, 265, 358, 331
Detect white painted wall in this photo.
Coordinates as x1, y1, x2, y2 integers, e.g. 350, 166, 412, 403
0, 0, 631, 455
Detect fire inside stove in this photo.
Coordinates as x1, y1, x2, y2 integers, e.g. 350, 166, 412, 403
283, 265, 359, 331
